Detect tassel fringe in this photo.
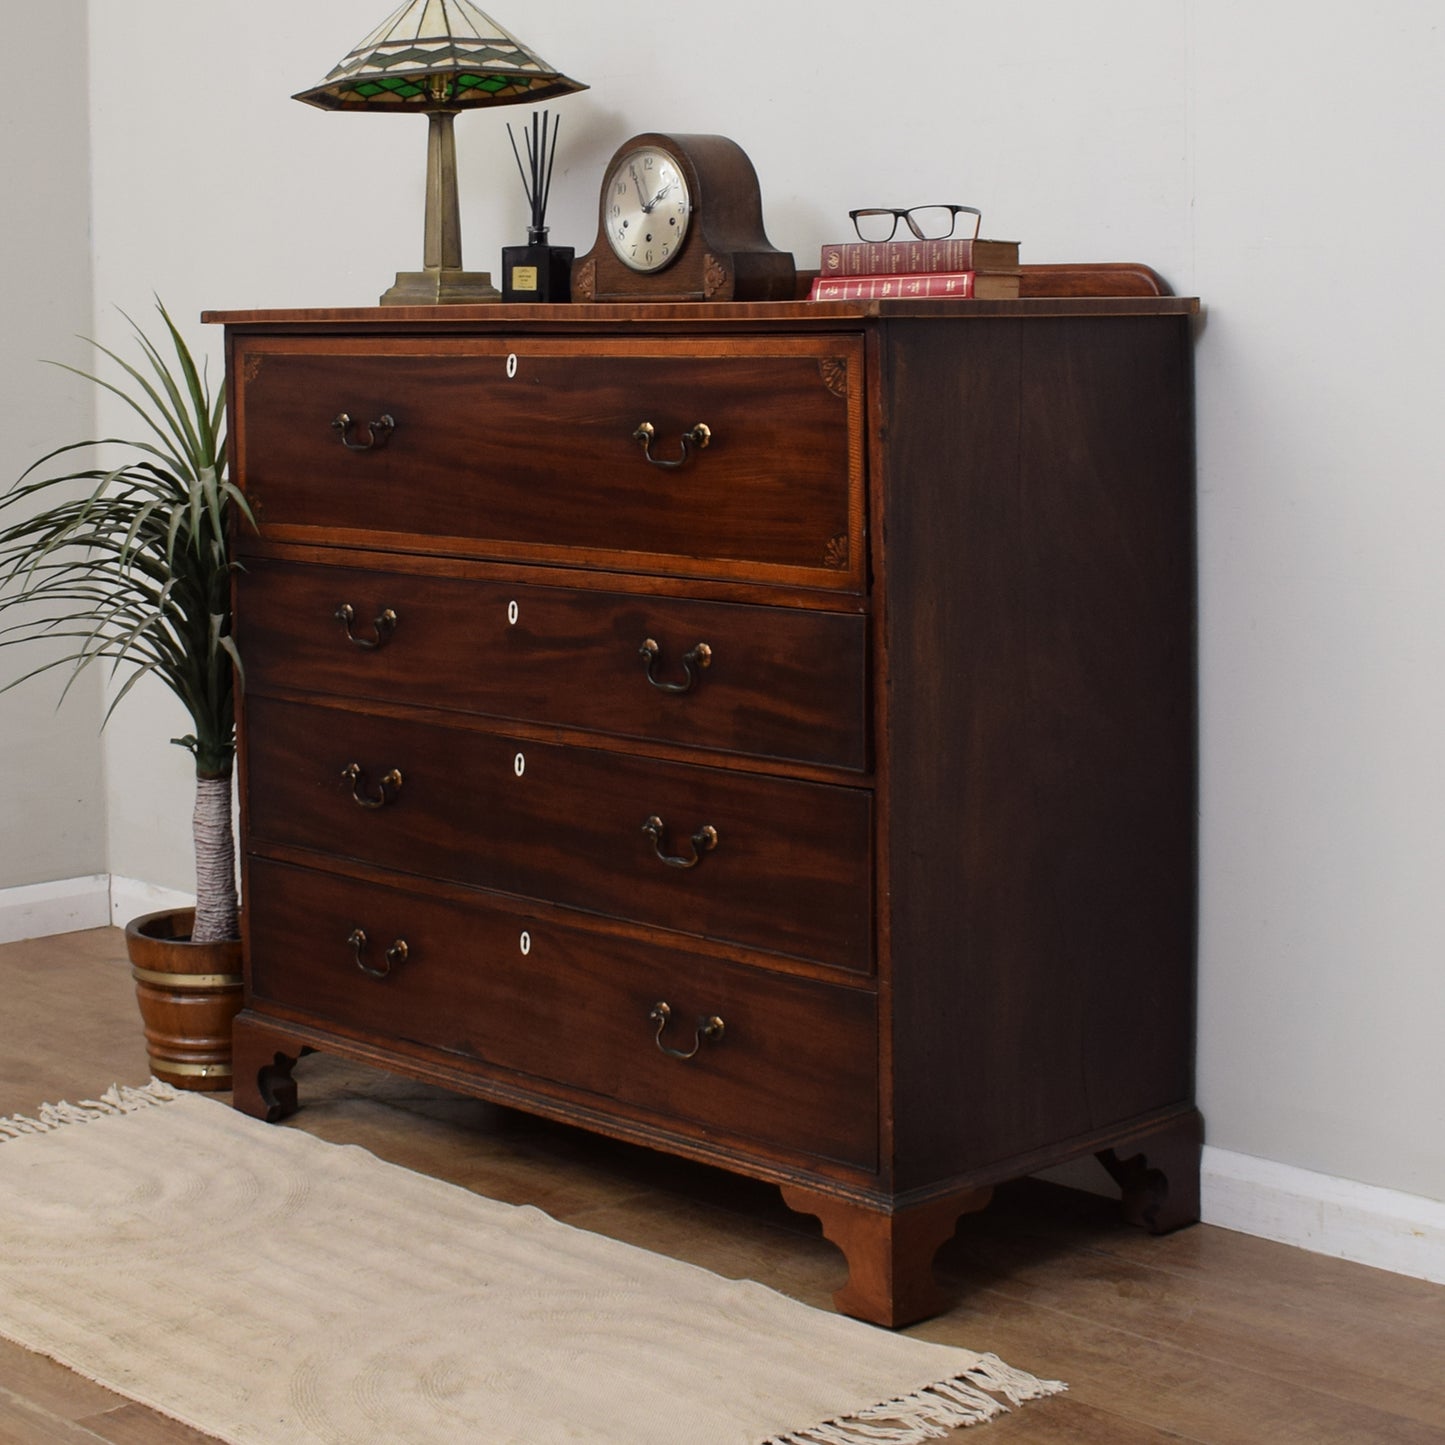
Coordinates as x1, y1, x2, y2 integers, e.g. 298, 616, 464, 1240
766, 1354, 1067, 1444
0, 1079, 180, 1140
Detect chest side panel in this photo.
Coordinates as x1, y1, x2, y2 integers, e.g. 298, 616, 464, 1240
880, 315, 1197, 1184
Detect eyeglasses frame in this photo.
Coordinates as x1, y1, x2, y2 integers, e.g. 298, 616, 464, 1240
847, 204, 982, 244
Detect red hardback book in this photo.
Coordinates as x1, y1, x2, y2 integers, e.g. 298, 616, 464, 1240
819, 236, 1020, 277
809, 270, 1021, 301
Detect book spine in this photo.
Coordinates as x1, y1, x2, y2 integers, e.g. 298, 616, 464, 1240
819, 238, 1006, 276
810, 272, 979, 300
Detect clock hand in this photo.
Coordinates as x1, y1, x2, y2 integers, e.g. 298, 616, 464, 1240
641, 177, 675, 213
629, 162, 647, 206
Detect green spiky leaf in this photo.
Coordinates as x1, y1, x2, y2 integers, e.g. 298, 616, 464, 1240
1, 299, 246, 780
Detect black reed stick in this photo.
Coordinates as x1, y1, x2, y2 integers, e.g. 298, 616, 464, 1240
507, 109, 560, 240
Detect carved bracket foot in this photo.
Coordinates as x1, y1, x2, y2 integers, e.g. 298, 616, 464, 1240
230, 1016, 303, 1123
1096, 1108, 1204, 1234
780, 1182, 993, 1328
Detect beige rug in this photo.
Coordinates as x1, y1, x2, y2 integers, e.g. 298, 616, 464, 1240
0, 1083, 1063, 1444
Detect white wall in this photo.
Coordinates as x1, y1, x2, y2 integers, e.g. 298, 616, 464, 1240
1190, 3, 1445, 1202
62, 1, 1445, 1210
0, 0, 106, 889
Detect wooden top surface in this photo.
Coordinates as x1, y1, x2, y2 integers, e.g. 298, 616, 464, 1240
203, 297, 1200, 331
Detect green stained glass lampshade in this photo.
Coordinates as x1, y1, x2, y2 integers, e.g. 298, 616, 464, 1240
293, 0, 586, 111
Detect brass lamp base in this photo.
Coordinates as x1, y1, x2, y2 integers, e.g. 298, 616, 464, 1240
380, 267, 501, 306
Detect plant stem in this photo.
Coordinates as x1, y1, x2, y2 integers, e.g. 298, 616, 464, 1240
191, 771, 237, 944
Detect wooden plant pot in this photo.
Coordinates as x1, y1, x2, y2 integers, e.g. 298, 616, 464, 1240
125, 908, 243, 1092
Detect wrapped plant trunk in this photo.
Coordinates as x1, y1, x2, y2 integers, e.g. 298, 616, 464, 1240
192, 772, 237, 945
0, 302, 251, 943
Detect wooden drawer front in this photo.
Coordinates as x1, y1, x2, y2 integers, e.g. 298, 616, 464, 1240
245, 697, 873, 973
234, 337, 864, 588
247, 858, 878, 1170
237, 560, 868, 772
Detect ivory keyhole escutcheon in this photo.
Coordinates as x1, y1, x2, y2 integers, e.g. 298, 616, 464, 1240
514, 752, 526, 777
507, 600, 519, 626
506, 353, 518, 378
520, 931, 531, 956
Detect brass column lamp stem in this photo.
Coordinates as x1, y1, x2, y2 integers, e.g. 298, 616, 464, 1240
423, 109, 464, 272
421, 109, 465, 273
381, 107, 501, 306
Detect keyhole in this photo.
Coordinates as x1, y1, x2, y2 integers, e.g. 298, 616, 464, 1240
506, 353, 518, 378
514, 752, 526, 777
507, 600, 519, 626
520, 931, 531, 956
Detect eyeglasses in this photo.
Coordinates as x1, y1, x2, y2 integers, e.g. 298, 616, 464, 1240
848, 205, 981, 244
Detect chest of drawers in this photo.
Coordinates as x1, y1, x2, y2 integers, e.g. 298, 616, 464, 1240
215, 297, 1201, 1327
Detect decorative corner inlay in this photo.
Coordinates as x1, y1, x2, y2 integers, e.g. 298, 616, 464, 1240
819, 358, 849, 398
242, 354, 265, 385
824, 534, 849, 570
573, 258, 597, 301
703, 253, 728, 299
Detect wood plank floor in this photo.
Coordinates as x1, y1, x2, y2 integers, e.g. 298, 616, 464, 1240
2, 926, 1443, 1443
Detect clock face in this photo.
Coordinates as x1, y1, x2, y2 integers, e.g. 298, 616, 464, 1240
604, 147, 692, 272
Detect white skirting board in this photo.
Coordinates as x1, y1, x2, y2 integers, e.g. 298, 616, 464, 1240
106, 875, 197, 928
3, 876, 1443, 1288
0, 875, 194, 944
1202, 1146, 1445, 1286
0, 875, 111, 944
1020, 1151, 1445, 1288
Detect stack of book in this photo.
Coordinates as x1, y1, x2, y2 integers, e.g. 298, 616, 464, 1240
809, 235, 1021, 300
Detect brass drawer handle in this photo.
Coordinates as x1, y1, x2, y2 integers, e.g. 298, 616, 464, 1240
348, 927, 409, 980
343, 761, 403, 809
642, 814, 718, 869
335, 603, 398, 650
632, 420, 711, 469
649, 1000, 725, 1060
639, 637, 712, 694
332, 412, 396, 452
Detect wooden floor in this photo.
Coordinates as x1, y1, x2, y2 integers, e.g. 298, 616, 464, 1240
2, 928, 1443, 1444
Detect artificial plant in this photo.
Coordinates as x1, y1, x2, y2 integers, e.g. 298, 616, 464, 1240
0, 302, 250, 943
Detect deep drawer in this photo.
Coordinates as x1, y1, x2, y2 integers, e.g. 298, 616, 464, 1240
233, 336, 864, 590
244, 696, 873, 974
236, 559, 869, 772
246, 857, 878, 1170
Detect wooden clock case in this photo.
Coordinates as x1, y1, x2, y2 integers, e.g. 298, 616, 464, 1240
571, 132, 796, 302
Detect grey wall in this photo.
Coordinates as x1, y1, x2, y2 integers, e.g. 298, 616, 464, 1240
0, 0, 105, 887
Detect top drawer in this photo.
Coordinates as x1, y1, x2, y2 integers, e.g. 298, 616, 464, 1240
232, 335, 865, 591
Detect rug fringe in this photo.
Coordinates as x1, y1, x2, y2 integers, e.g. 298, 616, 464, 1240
0, 1079, 180, 1140
766, 1355, 1067, 1444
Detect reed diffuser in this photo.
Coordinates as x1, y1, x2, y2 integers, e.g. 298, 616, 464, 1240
502, 109, 573, 302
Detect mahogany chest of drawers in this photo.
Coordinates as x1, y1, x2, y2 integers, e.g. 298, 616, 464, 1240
214, 297, 1201, 1327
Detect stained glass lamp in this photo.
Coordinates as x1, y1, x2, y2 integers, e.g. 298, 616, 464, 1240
294, 0, 586, 305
